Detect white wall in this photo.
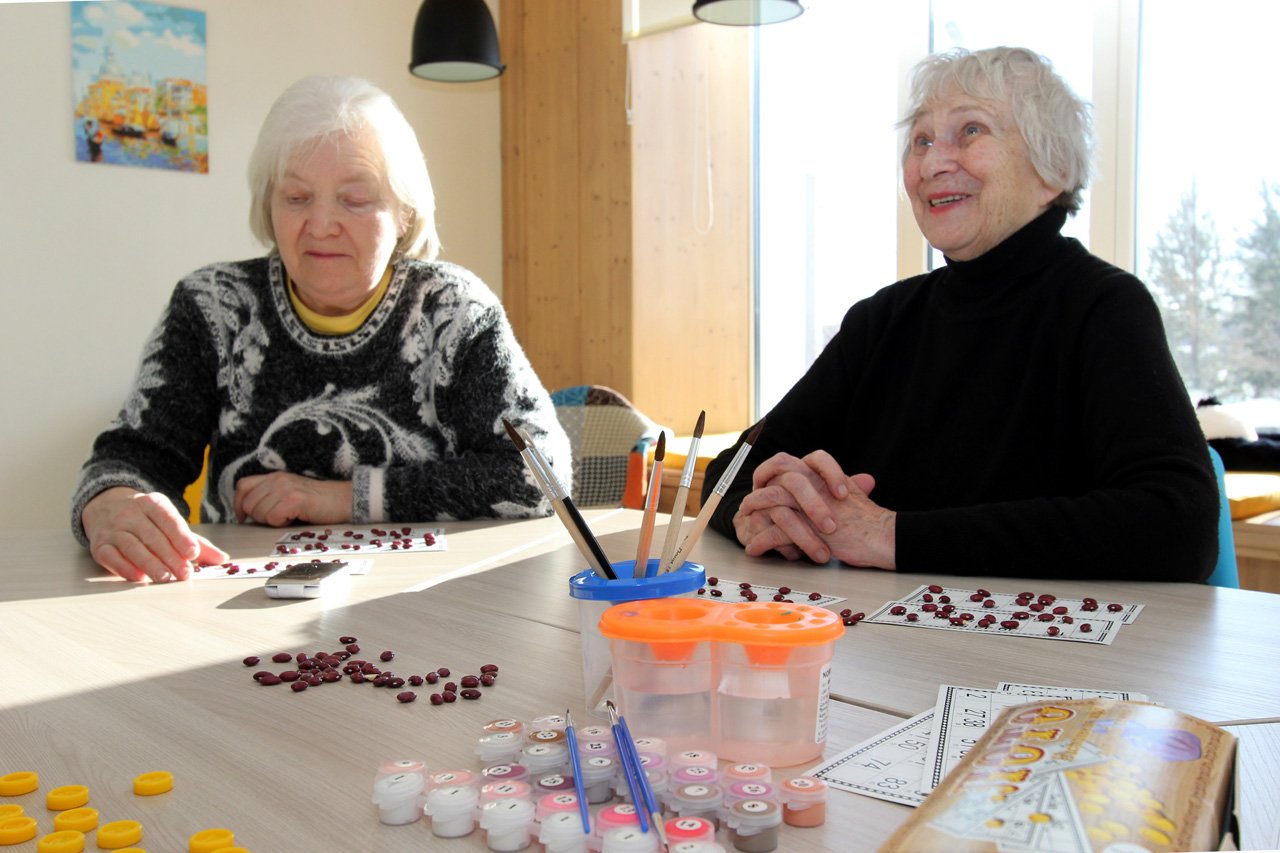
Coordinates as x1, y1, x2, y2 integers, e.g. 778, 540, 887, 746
0, 0, 503, 530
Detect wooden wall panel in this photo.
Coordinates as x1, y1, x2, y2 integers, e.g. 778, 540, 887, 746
500, 4, 753, 435
629, 24, 753, 433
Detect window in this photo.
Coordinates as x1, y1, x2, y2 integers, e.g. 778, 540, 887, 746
755, 0, 1280, 431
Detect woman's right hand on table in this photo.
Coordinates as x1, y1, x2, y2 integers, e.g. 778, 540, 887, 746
82, 486, 229, 582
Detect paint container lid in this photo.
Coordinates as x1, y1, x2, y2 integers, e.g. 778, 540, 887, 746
522, 742, 569, 774
0, 817, 38, 846
595, 803, 641, 834
537, 792, 583, 822
726, 780, 777, 807
726, 799, 782, 833
635, 752, 666, 775
476, 731, 525, 764
424, 784, 480, 818
484, 718, 525, 736
668, 842, 728, 853
577, 724, 611, 741
188, 828, 236, 853
482, 763, 530, 784
664, 815, 717, 843
426, 769, 477, 791
527, 728, 568, 746
672, 766, 718, 787
34, 829, 84, 853
578, 755, 617, 784
479, 779, 533, 804
539, 810, 592, 849
479, 797, 536, 831
632, 736, 667, 757
668, 783, 724, 812
779, 775, 827, 805
568, 563, 705, 602
577, 739, 617, 760
600, 825, 662, 852
371, 772, 425, 806
0, 772, 38, 797
669, 750, 718, 771
534, 773, 578, 795
531, 713, 569, 732
723, 763, 772, 784
376, 759, 426, 779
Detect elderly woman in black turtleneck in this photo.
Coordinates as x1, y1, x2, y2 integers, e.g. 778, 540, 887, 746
705, 46, 1218, 582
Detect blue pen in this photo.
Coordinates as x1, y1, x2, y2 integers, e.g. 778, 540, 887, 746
616, 708, 668, 848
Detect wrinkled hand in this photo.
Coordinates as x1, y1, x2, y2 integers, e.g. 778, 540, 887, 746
82, 486, 228, 583
732, 450, 895, 568
233, 472, 353, 528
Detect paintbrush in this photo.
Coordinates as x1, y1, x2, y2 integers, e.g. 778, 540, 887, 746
607, 700, 668, 849
657, 411, 704, 575
503, 419, 616, 580
634, 431, 666, 578
662, 419, 765, 573
563, 709, 593, 835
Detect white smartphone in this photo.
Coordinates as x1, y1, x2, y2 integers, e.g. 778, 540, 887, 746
264, 560, 352, 599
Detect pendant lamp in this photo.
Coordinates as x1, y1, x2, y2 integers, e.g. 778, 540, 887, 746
409, 0, 505, 83
692, 0, 804, 25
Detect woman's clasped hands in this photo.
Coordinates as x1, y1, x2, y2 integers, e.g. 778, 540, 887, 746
732, 450, 897, 569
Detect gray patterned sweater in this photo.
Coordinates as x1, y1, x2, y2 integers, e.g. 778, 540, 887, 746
71, 256, 570, 545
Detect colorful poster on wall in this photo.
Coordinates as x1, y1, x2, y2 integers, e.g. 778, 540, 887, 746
70, 0, 208, 173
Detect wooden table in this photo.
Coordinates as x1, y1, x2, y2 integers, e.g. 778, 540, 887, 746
1, 511, 1275, 851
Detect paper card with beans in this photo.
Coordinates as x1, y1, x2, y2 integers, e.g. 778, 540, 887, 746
271, 525, 445, 556
191, 557, 372, 580
863, 585, 1144, 645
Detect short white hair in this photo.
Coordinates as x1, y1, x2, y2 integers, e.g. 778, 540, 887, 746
247, 75, 439, 260
900, 47, 1094, 213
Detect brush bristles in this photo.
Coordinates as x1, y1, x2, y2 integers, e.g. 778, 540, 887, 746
502, 418, 526, 451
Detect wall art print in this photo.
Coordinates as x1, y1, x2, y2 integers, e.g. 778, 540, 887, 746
71, 0, 208, 173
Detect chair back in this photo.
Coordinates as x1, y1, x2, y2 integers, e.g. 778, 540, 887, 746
551, 385, 661, 507
1206, 446, 1240, 588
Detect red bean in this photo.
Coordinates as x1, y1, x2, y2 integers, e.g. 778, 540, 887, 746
697, 588, 707, 595
890, 605, 907, 615
480, 674, 496, 686
1037, 613, 1054, 622
272, 652, 292, 663
436, 667, 451, 677
409, 675, 424, 686
808, 592, 821, 601
480, 664, 499, 673
974, 588, 990, 597
338, 635, 358, 644
938, 595, 951, 604
280, 671, 300, 682
346, 644, 360, 654
921, 603, 938, 613
321, 671, 341, 683
461, 675, 480, 688
983, 599, 996, 608
243, 656, 261, 667
905, 613, 919, 622
772, 594, 786, 602
778, 586, 792, 595
252, 671, 273, 682
1080, 623, 1093, 633
460, 689, 482, 700
922, 593, 934, 603
388, 677, 406, 689
380, 651, 395, 662
1000, 620, 1020, 630
430, 693, 444, 705
258, 674, 282, 685
397, 692, 417, 703
739, 582, 752, 589
442, 691, 457, 703
1047, 626, 1061, 637
1052, 606, 1068, 615
291, 681, 308, 692
710, 589, 723, 597
707, 577, 719, 586
444, 682, 458, 693
745, 592, 757, 600
927, 584, 943, 593
350, 672, 366, 684
1107, 603, 1123, 612
425, 672, 440, 684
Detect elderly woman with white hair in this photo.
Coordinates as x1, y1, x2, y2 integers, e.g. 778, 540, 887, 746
705, 46, 1219, 581
72, 75, 569, 583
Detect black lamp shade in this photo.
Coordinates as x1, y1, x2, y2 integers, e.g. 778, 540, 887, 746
410, 0, 505, 83
692, 0, 804, 25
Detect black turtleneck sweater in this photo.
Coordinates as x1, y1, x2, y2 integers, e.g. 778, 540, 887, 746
705, 209, 1218, 581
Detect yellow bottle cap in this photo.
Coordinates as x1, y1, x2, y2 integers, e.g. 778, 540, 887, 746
111, 850, 146, 853
54, 808, 99, 833
0, 816, 38, 845
210, 848, 251, 853
46, 785, 89, 811
0, 806, 23, 821
188, 829, 234, 853
96, 820, 143, 849
37, 829, 85, 853
0, 771, 38, 797
131, 772, 173, 797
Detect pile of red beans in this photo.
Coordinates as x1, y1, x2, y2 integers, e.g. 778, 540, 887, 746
243, 636, 498, 705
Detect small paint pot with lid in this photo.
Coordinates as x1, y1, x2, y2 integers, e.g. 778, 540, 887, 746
725, 799, 782, 852
479, 797, 537, 852
779, 775, 827, 827
664, 815, 716, 844
538, 810, 591, 853
424, 784, 480, 838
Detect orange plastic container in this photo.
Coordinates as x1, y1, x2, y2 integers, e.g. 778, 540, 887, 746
599, 599, 844, 765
